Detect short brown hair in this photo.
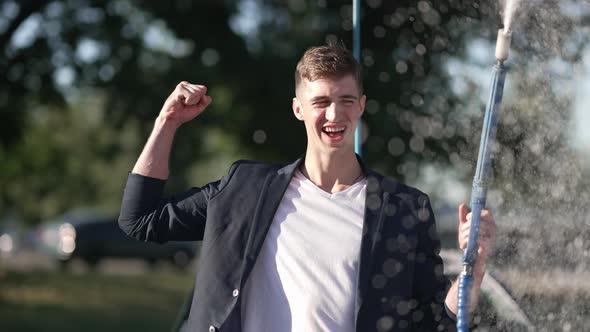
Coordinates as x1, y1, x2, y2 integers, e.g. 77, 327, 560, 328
295, 45, 363, 95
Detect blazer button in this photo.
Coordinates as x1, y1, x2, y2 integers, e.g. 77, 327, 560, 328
232, 289, 239, 297
208, 325, 217, 332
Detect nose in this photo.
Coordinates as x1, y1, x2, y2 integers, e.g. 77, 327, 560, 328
325, 103, 337, 121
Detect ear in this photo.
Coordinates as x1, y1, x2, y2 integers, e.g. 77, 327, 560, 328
292, 97, 303, 121
358, 95, 367, 117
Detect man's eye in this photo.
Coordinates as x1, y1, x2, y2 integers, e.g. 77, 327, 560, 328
342, 100, 354, 105
314, 102, 330, 108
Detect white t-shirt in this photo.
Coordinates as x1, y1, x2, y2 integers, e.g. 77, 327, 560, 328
241, 169, 367, 332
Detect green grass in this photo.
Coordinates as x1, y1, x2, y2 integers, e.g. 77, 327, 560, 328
0, 269, 194, 332
5, 266, 587, 332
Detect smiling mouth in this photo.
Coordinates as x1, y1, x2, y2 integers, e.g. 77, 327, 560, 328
322, 126, 346, 138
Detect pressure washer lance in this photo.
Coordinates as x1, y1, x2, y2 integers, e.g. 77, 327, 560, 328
456, 28, 511, 332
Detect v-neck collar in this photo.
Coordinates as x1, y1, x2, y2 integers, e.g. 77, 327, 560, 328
293, 168, 367, 199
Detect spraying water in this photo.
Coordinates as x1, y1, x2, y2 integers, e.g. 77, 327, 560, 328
502, 0, 522, 32
448, 1, 590, 330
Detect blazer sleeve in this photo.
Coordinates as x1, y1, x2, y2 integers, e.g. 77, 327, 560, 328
118, 162, 239, 242
411, 194, 457, 331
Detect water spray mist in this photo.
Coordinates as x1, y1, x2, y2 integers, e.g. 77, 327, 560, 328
456, 28, 511, 332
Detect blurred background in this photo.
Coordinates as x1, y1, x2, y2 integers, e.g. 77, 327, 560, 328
1, 0, 589, 331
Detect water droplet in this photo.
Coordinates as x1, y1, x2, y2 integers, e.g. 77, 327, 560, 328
372, 274, 387, 289
325, 34, 338, 45
402, 215, 416, 229
384, 203, 397, 216
395, 61, 408, 74
363, 55, 375, 67
412, 309, 424, 322
253, 130, 267, 144
416, 43, 427, 55
411, 94, 424, 107
341, 19, 352, 31
376, 315, 395, 331
383, 258, 402, 277
417, 1, 430, 12
201, 48, 220, 67
409, 135, 425, 153
388, 137, 405, 157
397, 301, 410, 315
367, 176, 380, 192
366, 99, 380, 114
418, 206, 430, 221
367, 193, 382, 211
367, 0, 382, 8
373, 25, 386, 38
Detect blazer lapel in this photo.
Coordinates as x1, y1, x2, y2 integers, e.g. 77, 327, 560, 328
355, 167, 388, 328
242, 158, 302, 280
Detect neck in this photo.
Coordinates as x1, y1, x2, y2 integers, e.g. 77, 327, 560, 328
300, 148, 364, 194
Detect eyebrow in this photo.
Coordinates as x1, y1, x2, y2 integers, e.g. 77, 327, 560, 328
309, 95, 358, 103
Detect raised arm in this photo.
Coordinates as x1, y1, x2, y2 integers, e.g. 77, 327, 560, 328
118, 81, 214, 242
133, 81, 212, 179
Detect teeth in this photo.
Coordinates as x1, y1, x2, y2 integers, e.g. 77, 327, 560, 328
323, 127, 345, 133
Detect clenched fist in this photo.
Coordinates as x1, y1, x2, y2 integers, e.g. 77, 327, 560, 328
159, 81, 212, 128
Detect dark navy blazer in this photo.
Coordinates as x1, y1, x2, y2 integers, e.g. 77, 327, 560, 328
119, 158, 456, 331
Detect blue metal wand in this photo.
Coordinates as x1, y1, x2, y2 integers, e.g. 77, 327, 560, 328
457, 28, 512, 332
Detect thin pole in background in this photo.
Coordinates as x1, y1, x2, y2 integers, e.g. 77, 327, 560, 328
353, 0, 362, 155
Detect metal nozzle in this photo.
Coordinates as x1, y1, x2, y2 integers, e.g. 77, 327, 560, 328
495, 28, 512, 64
462, 265, 473, 275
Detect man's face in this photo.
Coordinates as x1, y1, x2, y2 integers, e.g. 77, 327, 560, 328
292, 75, 366, 155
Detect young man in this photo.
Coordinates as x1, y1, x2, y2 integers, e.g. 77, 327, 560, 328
119, 45, 496, 332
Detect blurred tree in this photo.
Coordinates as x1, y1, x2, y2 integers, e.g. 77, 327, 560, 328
1, 95, 141, 222
0, 0, 263, 223
1, 0, 589, 224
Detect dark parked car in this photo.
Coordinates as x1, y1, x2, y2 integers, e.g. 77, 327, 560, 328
34, 210, 198, 268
